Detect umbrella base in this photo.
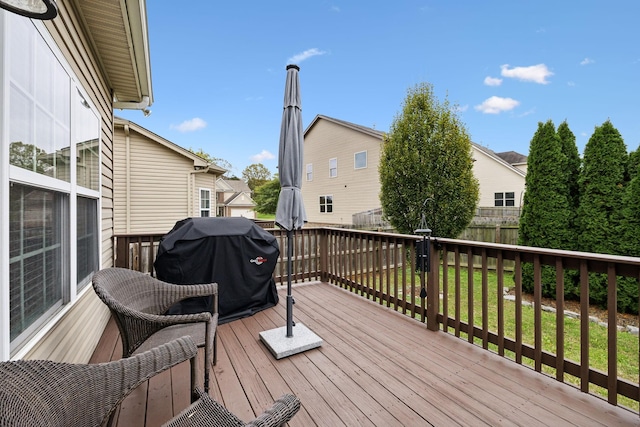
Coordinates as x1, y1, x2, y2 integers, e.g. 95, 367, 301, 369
259, 323, 322, 359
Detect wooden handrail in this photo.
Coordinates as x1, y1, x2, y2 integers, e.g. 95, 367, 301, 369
114, 226, 640, 412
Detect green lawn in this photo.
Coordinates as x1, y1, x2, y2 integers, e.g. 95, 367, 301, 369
256, 212, 275, 220
374, 266, 638, 410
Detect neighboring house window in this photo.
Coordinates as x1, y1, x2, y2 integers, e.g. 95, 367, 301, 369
494, 192, 515, 207
200, 188, 211, 217
329, 158, 337, 178
306, 163, 313, 181
3, 15, 101, 352
319, 195, 333, 213
354, 151, 367, 169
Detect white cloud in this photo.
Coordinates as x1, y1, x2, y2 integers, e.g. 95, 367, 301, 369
287, 48, 327, 64
567, 81, 576, 87
484, 76, 503, 86
500, 64, 553, 84
474, 96, 520, 114
580, 57, 595, 66
330, 6, 341, 12
170, 117, 207, 132
454, 104, 469, 113
251, 150, 275, 163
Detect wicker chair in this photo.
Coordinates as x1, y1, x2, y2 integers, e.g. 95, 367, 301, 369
0, 336, 198, 427
163, 388, 301, 427
92, 267, 218, 392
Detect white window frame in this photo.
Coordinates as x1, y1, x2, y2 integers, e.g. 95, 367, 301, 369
354, 151, 367, 169
199, 188, 211, 217
1, 13, 102, 358
319, 195, 333, 213
306, 163, 313, 181
329, 158, 337, 178
494, 192, 515, 207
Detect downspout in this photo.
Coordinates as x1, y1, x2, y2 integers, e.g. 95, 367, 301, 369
124, 124, 131, 233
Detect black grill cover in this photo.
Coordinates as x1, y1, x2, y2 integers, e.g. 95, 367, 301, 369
154, 217, 279, 324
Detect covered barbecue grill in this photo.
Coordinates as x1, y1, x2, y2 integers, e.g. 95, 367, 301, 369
154, 217, 279, 324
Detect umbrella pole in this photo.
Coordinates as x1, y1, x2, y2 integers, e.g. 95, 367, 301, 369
286, 229, 294, 337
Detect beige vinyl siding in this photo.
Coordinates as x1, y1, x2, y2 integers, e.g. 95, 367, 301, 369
303, 119, 382, 225
24, 1, 115, 361
115, 130, 195, 234
472, 147, 526, 208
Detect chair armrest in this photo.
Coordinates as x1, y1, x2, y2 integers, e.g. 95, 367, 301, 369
244, 394, 301, 427
135, 310, 213, 326
155, 282, 218, 313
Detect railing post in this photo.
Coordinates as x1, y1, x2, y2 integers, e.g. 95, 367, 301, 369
319, 229, 328, 282
426, 240, 439, 331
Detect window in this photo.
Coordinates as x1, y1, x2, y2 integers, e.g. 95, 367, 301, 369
329, 158, 337, 178
354, 151, 367, 169
306, 163, 313, 181
9, 183, 66, 342
319, 195, 333, 213
494, 192, 515, 207
200, 189, 211, 217
3, 15, 101, 353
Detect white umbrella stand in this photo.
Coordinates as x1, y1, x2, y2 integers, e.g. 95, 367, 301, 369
259, 64, 322, 359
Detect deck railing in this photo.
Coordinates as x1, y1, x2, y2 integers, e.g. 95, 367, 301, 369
114, 226, 640, 412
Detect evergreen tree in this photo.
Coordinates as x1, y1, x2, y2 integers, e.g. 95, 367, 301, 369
379, 83, 479, 237
629, 147, 640, 181
619, 172, 640, 313
518, 120, 572, 296
577, 120, 627, 307
557, 121, 581, 221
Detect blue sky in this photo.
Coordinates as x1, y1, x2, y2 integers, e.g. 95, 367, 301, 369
117, 1, 640, 177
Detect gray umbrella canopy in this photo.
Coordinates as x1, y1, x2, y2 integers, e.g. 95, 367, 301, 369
275, 64, 307, 231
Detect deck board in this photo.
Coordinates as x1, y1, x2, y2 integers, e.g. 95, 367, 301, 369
93, 281, 639, 427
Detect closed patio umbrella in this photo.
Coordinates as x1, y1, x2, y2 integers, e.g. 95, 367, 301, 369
259, 64, 322, 359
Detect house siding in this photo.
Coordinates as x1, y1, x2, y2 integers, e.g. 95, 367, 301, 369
302, 115, 527, 228
114, 128, 195, 234
303, 118, 382, 225
472, 148, 526, 208
20, 1, 114, 362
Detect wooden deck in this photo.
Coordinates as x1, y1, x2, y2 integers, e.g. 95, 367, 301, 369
92, 282, 639, 426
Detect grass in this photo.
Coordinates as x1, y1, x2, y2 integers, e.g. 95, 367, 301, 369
256, 212, 275, 220
358, 266, 639, 411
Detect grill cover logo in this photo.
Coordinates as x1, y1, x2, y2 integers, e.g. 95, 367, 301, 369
250, 256, 267, 265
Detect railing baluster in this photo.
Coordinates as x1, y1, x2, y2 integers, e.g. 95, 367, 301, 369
442, 243, 449, 333
497, 250, 504, 356
534, 254, 542, 372
580, 260, 590, 393
467, 246, 474, 344
556, 258, 565, 381
515, 253, 522, 364
482, 248, 489, 349
607, 263, 617, 405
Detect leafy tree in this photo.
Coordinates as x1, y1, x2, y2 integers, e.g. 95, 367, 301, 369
379, 82, 479, 237
9, 141, 51, 174
188, 147, 234, 175
242, 163, 272, 191
518, 120, 574, 296
577, 120, 627, 307
253, 176, 280, 215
